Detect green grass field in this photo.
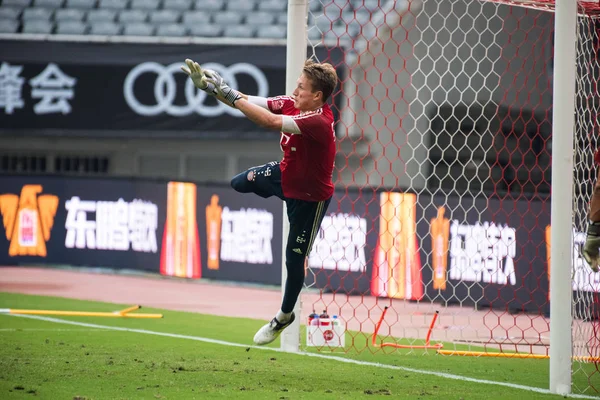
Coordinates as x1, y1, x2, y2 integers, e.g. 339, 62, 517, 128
0, 292, 598, 399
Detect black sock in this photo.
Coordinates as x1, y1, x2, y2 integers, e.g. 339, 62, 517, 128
281, 250, 305, 313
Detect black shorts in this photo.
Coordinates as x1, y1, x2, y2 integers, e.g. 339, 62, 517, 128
230, 161, 331, 256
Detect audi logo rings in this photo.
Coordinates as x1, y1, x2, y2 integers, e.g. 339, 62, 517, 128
123, 62, 269, 117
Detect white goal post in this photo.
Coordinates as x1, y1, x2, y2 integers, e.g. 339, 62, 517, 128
280, 0, 309, 353
549, 0, 577, 395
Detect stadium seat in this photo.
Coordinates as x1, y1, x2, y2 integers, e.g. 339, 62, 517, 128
329, 0, 356, 9
22, 7, 54, 20
161, 0, 191, 11
65, 0, 96, 9
86, 9, 116, 22
355, 0, 381, 12
181, 10, 208, 24
344, 18, 363, 37
98, 0, 128, 9
323, 4, 344, 23
149, 9, 179, 23
117, 9, 148, 23
309, 1, 322, 12
123, 22, 154, 36
354, 8, 372, 23
227, 0, 255, 12
193, 0, 224, 12
155, 23, 186, 37
187, 23, 221, 37
54, 8, 85, 21
33, 0, 63, 7
130, 0, 159, 10
89, 21, 121, 35
256, 25, 286, 39
226, 25, 254, 38
246, 11, 275, 26
0, 6, 22, 19
65, 0, 96, 10
55, 20, 87, 34
2, 0, 31, 7
213, 11, 242, 25
258, 0, 286, 12
313, 14, 334, 32
275, 11, 287, 25
330, 23, 356, 39
0, 19, 19, 33
22, 19, 53, 33
307, 27, 322, 41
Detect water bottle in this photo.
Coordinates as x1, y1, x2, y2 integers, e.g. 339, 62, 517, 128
332, 315, 339, 326
308, 310, 319, 325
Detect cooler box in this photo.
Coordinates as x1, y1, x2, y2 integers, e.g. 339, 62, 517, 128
306, 318, 346, 347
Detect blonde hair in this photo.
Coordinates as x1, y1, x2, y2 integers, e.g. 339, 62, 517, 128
302, 60, 338, 102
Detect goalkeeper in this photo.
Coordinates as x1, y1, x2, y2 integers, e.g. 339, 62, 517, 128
181, 58, 338, 345
583, 149, 600, 272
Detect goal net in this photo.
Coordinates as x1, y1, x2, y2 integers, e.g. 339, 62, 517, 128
300, 0, 600, 393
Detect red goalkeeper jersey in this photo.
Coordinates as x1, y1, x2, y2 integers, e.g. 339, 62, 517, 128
267, 96, 335, 201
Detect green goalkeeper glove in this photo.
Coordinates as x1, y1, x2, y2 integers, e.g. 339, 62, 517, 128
582, 221, 600, 272
204, 69, 242, 107
180, 59, 217, 95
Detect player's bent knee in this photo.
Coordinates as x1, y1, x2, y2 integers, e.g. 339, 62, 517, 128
285, 249, 306, 278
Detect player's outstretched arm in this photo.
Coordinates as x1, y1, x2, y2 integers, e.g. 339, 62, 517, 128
181, 58, 286, 130
235, 98, 283, 131
213, 89, 248, 108
180, 59, 249, 107
202, 68, 286, 131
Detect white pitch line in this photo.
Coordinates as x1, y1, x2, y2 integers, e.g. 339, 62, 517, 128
0, 328, 110, 332
8, 314, 600, 399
